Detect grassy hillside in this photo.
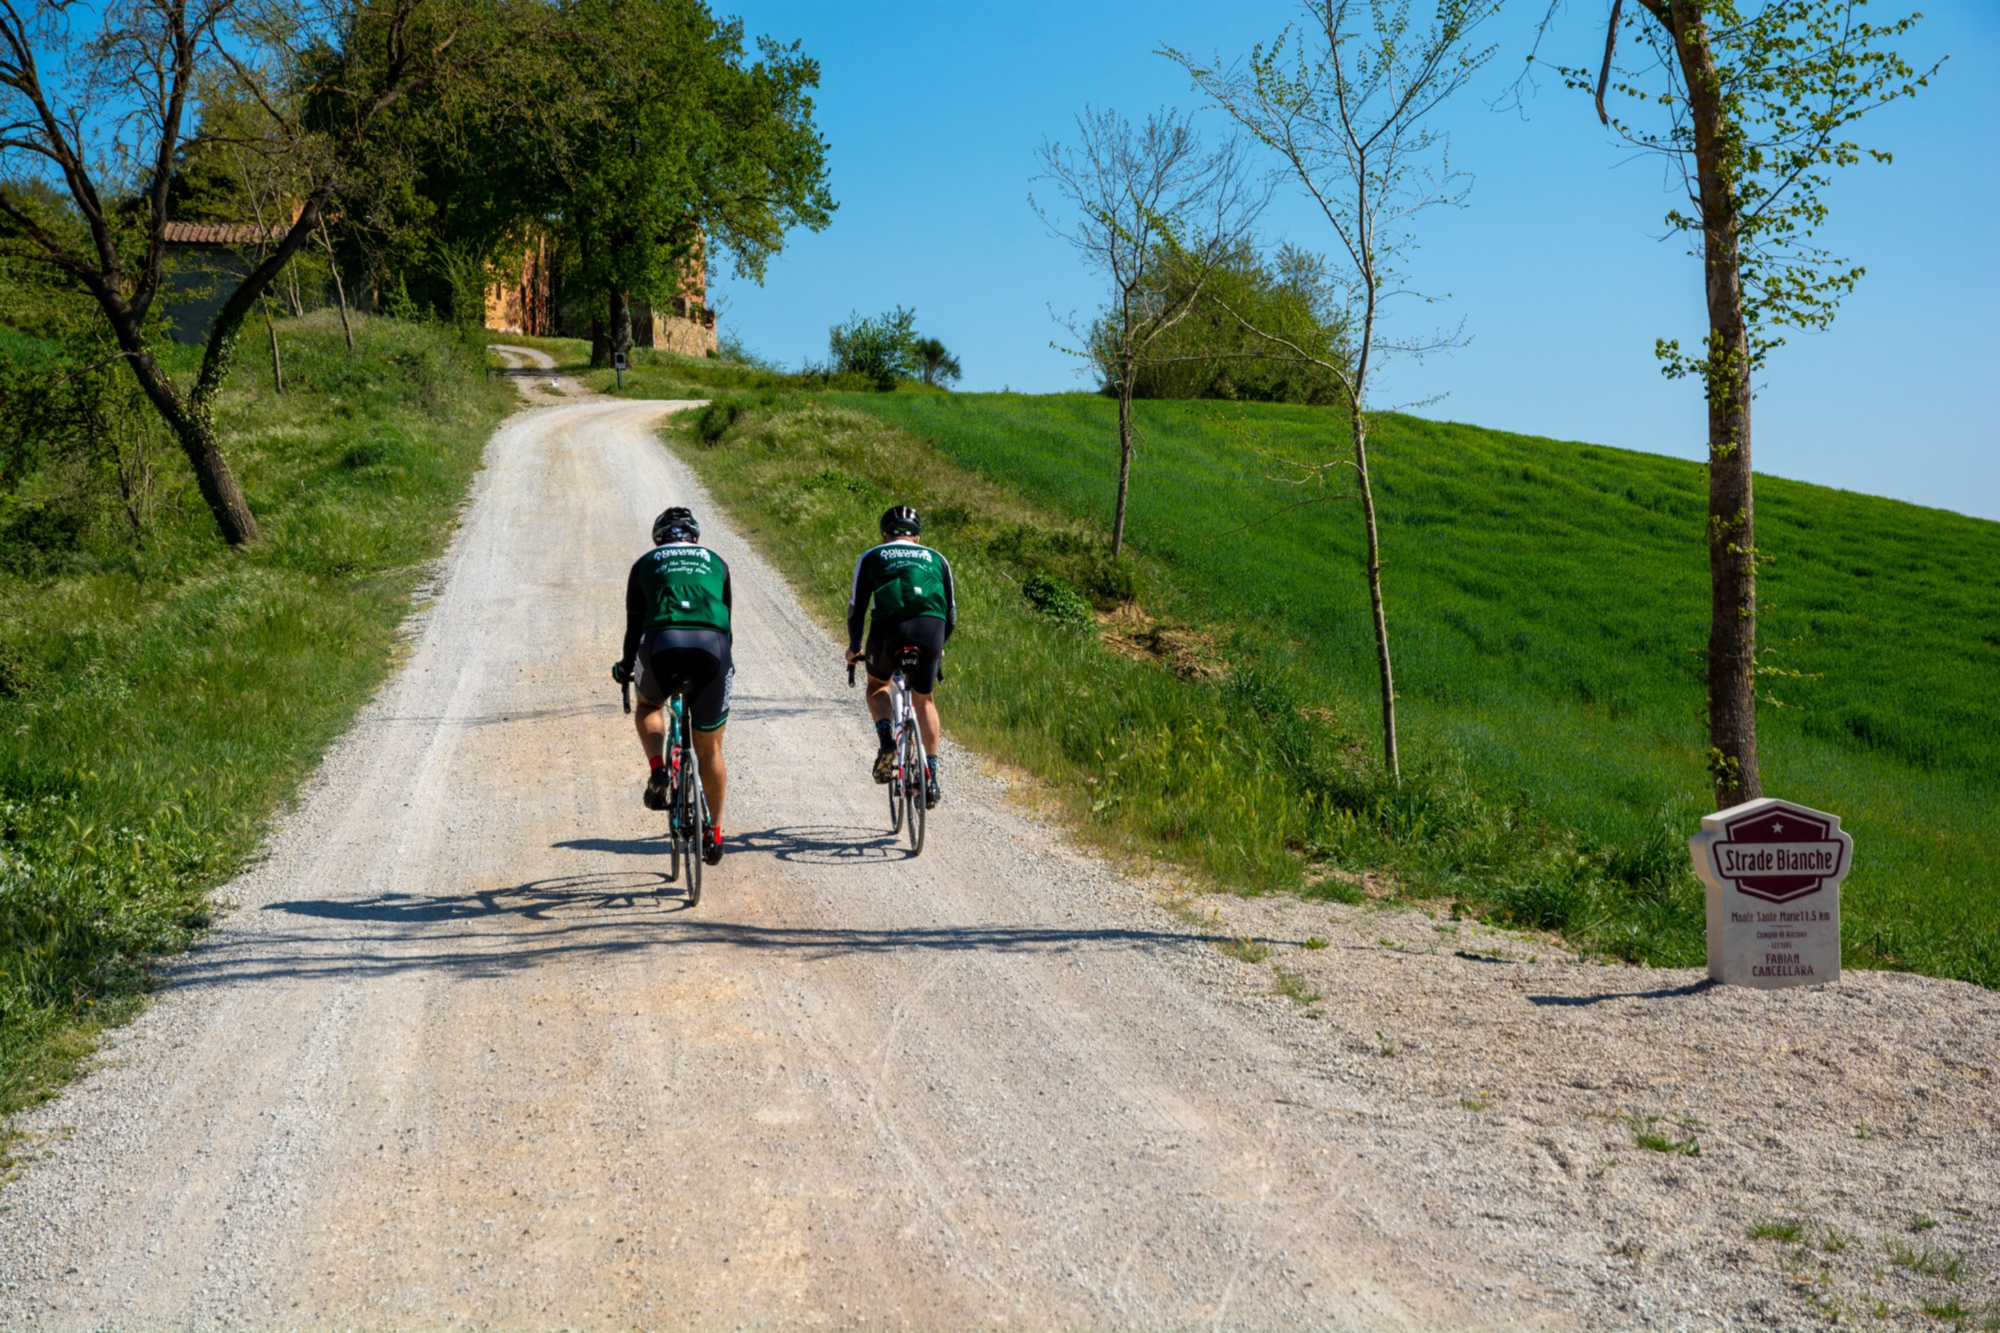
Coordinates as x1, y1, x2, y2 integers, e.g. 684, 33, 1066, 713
1, 313, 514, 1123
827, 393, 1998, 988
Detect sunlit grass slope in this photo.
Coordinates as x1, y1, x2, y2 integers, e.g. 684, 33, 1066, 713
837, 392, 1999, 987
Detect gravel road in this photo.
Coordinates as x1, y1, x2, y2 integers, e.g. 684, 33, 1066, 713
1, 353, 1992, 1331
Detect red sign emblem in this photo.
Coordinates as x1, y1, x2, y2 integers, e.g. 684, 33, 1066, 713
1705, 803, 1848, 903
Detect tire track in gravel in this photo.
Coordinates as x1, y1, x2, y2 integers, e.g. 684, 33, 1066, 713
0, 355, 1552, 1330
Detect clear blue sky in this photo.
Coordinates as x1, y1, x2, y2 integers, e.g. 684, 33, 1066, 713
708, 2, 1998, 522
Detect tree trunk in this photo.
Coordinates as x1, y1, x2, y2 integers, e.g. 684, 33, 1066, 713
121, 346, 260, 546
1111, 380, 1135, 558
1352, 409, 1399, 782
325, 239, 355, 353
1663, 0, 1762, 808
612, 290, 634, 359
589, 311, 611, 368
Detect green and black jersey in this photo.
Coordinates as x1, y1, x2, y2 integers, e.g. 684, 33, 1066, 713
624, 541, 732, 662
847, 539, 956, 651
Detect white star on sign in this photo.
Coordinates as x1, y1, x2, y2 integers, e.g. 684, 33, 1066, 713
1772, 821, 1785, 833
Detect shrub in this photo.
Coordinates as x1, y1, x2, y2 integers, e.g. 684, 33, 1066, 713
692, 394, 781, 444
828, 307, 919, 391
1022, 573, 1094, 631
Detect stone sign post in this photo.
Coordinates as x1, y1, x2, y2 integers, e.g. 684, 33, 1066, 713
1689, 798, 1852, 988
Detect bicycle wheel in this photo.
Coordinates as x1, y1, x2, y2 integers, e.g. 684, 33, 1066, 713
903, 716, 926, 856
887, 704, 905, 833
684, 761, 704, 907
664, 762, 681, 887
661, 712, 682, 886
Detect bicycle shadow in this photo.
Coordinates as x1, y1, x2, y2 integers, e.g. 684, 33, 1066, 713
554, 824, 912, 865
265, 869, 702, 924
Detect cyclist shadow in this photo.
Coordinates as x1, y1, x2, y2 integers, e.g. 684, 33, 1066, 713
265, 869, 701, 923
733, 824, 916, 865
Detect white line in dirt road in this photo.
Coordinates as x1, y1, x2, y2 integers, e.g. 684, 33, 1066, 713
0, 393, 1536, 1330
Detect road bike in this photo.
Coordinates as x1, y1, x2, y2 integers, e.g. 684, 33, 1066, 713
622, 672, 711, 906
851, 646, 928, 856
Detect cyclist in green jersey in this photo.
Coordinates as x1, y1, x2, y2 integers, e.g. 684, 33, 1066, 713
612, 506, 732, 864
845, 505, 955, 808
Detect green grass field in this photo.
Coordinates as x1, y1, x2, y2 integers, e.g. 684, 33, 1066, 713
1, 313, 513, 1120
828, 393, 1997, 986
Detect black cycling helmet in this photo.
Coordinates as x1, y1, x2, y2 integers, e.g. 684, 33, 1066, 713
880, 504, 921, 538
653, 506, 699, 544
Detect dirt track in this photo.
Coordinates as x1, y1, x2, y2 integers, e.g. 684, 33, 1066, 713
1, 353, 1992, 1331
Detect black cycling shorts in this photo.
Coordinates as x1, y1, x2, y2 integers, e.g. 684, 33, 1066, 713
864, 615, 947, 694
636, 628, 734, 732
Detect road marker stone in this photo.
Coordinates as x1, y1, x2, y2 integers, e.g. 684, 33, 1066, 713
1690, 797, 1852, 987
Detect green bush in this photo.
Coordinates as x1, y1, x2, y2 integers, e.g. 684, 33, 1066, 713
1022, 573, 1094, 631
1097, 242, 1348, 404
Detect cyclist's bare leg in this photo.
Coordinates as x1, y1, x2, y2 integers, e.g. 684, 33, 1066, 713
634, 699, 666, 761
863, 674, 892, 723
691, 725, 727, 822
911, 690, 941, 756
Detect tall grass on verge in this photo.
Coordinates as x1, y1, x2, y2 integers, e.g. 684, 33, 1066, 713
834, 392, 1998, 988
660, 399, 1733, 974
1, 312, 514, 1116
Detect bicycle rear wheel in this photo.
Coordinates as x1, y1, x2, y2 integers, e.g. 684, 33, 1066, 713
887, 701, 905, 833
903, 718, 926, 856
665, 764, 681, 886
684, 762, 704, 907
661, 711, 682, 887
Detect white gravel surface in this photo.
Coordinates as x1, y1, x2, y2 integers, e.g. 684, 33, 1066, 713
0, 353, 1992, 1331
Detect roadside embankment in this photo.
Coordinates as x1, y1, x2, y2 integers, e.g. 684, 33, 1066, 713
0, 314, 514, 1127
663, 386, 1999, 991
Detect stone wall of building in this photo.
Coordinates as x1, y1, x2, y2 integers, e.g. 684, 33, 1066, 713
484, 233, 557, 336
483, 231, 714, 353
651, 295, 718, 356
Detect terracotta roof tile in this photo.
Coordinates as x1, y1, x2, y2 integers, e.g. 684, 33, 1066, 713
162, 221, 284, 245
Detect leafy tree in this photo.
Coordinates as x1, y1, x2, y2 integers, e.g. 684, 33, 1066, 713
1097, 240, 1347, 404
828, 306, 917, 390
1544, 0, 1935, 807
913, 336, 960, 388
1033, 106, 1262, 557
500, 0, 834, 364
1171, 0, 1501, 782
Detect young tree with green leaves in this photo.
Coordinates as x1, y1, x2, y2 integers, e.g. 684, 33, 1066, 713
1170, 0, 1501, 782
1032, 106, 1262, 558
1095, 240, 1347, 404
1551, 0, 1935, 807
828, 306, 917, 389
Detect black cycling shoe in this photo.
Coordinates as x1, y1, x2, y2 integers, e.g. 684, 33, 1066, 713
925, 773, 941, 809
703, 827, 724, 865
871, 747, 895, 784
643, 766, 670, 810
